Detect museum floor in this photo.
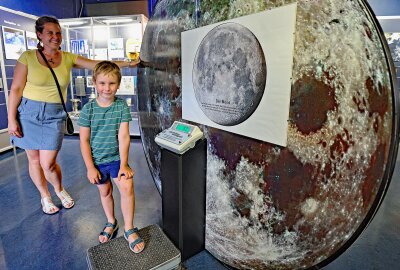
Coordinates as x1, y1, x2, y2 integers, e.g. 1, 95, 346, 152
0, 137, 399, 270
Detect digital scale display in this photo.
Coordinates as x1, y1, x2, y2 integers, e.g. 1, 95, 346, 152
155, 121, 203, 154
176, 123, 191, 133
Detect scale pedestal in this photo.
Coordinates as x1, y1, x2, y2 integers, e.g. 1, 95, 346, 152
161, 138, 206, 261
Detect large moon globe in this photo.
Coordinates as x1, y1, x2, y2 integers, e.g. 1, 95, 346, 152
193, 22, 266, 126
137, 0, 398, 269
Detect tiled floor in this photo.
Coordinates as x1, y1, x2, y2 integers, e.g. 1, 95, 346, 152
0, 137, 162, 270
0, 137, 399, 270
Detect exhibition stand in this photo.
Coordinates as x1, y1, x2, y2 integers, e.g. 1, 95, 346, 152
161, 138, 207, 261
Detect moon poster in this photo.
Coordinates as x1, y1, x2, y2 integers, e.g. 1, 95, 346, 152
181, 3, 297, 146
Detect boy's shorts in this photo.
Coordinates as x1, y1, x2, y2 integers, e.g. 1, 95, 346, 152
96, 160, 121, 184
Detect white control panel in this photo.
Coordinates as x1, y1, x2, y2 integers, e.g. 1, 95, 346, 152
155, 121, 203, 155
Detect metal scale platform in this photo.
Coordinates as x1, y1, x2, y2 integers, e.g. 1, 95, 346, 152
87, 224, 181, 270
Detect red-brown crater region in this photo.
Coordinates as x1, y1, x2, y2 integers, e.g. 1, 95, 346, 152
366, 77, 389, 117
266, 149, 317, 231
208, 127, 278, 171
290, 75, 337, 134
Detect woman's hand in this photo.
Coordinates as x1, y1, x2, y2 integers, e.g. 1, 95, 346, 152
8, 118, 23, 138
128, 58, 140, 68
87, 167, 101, 184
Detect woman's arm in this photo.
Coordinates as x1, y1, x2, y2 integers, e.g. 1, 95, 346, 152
74, 55, 140, 69
7, 62, 27, 137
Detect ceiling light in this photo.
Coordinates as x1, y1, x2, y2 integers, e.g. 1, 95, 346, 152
60, 21, 86, 26
376, 16, 400, 20
102, 18, 134, 24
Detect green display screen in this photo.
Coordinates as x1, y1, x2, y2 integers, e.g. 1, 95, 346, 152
176, 123, 191, 133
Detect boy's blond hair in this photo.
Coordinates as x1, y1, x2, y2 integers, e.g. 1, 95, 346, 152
93, 61, 122, 83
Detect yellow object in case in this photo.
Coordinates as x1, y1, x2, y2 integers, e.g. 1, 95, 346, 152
125, 38, 141, 61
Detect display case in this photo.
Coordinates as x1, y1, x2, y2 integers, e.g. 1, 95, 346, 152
60, 15, 147, 136
0, 6, 38, 153
378, 16, 400, 93
0, 70, 9, 152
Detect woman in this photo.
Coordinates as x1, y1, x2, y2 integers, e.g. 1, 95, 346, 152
7, 16, 138, 215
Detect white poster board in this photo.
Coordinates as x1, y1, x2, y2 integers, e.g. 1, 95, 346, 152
181, 3, 297, 146
89, 48, 108, 60
86, 76, 94, 88
108, 38, 124, 59
2, 26, 26, 60
117, 76, 135, 95
25, 31, 38, 50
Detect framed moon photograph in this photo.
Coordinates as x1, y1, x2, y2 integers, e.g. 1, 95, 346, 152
181, 3, 297, 146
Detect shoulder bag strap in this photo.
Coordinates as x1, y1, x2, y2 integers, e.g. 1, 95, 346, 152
38, 49, 68, 114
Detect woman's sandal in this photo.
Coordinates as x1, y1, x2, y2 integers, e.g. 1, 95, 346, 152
56, 189, 75, 209
99, 220, 119, 243
124, 227, 145, 254
41, 197, 59, 215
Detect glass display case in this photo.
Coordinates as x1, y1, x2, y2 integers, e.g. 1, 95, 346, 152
0, 6, 37, 153
60, 14, 147, 136
378, 16, 400, 94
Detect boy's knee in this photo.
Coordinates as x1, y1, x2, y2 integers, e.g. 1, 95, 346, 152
119, 182, 133, 196
98, 184, 113, 197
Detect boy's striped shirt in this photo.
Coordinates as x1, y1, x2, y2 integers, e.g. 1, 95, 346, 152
78, 97, 132, 165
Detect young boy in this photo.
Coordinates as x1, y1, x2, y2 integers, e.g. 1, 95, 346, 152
78, 61, 145, 253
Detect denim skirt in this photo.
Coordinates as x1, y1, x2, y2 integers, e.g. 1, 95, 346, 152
10, 97, 67, 150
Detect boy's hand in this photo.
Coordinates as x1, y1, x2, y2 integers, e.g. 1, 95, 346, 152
87, 167, 101, 184
118, 165, 134, 181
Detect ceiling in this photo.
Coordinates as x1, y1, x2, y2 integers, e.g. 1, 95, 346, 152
85, 0, 146, 4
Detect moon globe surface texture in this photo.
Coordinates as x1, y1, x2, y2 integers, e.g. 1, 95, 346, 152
137, 0, 398, 269
192, 22, 266, 126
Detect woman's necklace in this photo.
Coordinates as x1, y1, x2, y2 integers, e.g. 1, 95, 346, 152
43, 51, 57, 64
